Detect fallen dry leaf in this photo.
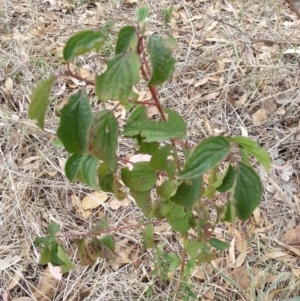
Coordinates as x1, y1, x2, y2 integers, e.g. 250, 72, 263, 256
201, 91, 220, 101
291, 268, 300, 277
8, 268, 22, 289
82, 191, 108, 210
33, 266, 59, 301
109, 197, 130, 210
263, 98, 277, 114
283, 224, 300, 246
48, 263, 62, 281
252, 108, 268, 125
2, 77, 14, 97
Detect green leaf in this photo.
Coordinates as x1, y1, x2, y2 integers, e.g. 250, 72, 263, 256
99, 174, 114, 193
112, 175, 127, 200
63, 21, 114, 61
136, 135, 159, 154
209, 238, 230, 251
96, 52, 141, 105
163, 6, 174, 25
65, 154, 83, 182
179, 136, 230, 180
159, 201, 174, 217
216, 164, 236, 192
49, 243, 65, 266
35, 237, 50, 247
184, 240, 204, 259
137, 6, 149, 22
123, 107, 186, 142
203, 168, 218, 198
156, 180, 176, 199
150, 145, 177, 178
40, 245, 51, 265
87, 110, 118, 173
240, 148, 250, 165
48, 222, 60, 235
143, 223, 155, 249
53, 139, 64, 148
167, 205, 191, 234
147, 35, 176, 86
101, 235, 115, 252
233, 162, 262, 220
29, 75, 55, 130
231, 136, 271, 172
170, 177, 202, 208
57, 90, 92, 154
80, 155, 98, 188
121, 162, 156, 192
98, 162, 114, 192
57, 245, 75, 273
223, 201, 235, 222
164, 35, 178, 51
115, 26, 137, 54
131, 190, 153, 218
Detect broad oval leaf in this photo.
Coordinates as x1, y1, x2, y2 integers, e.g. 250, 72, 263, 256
123, 107, 186, 142
57, 245, 74, 273
131, 190, 153, 218
57, 90, 92, 154
156, 180, 176, 199
150, 145, 177, 178
216, 164, 236, 192
95, 52, 141, 105
87, 110, 118, 173
136, 135, 159, 154
121, 162, 156, 192
233, 162, 262, 220
65, 154, 83, 182
29, 75, 55, 130
40, 246, 51, 265
63, 21, 114, 61
179, 136, 230, 180
100, 235, 115, 252
146, 34, 176, 86
48, 222, 60, 235
170, 177, 203, 208
231, 136, 271, 172
136, 6, 149, 23
143, 223, 155, 249
209, 238, 230, 251
80, 155, 98, 189
167, 205, 191, 234
115, 26, 137, 54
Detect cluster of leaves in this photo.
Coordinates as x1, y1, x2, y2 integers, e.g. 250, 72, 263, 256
29, 6, 270, 293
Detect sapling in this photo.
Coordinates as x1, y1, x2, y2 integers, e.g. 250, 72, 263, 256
29, 6, 270, 298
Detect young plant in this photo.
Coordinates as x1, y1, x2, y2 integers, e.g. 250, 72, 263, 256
29, 7, 270, 298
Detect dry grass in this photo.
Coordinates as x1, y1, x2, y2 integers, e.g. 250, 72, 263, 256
1, 0, 300, 300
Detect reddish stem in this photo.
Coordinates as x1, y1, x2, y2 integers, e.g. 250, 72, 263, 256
58, 219, 167, 239
59, 63, 95, 86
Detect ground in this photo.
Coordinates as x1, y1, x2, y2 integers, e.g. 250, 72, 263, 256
0, 0, 300, 300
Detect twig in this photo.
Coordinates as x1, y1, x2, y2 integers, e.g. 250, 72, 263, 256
58, 219, 167, 239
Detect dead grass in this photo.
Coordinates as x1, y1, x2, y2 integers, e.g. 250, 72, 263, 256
1, 0, 300, 300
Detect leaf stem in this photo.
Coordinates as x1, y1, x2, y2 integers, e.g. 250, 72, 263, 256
59, 63, 95, 86
57, 219, 167, 239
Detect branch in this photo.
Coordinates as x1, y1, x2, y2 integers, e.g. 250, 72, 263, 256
58, 219, 167, 239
